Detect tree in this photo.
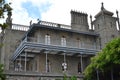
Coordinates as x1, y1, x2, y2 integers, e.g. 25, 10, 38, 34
84, 38, 120, 80
0, 0, 12, 80
0, 0, 12, 29
0, 0, 12, 48
0, 64, 5, 80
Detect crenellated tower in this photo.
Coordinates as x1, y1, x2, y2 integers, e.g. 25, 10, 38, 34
93, 3, 120, 48
71, 10, 89, 32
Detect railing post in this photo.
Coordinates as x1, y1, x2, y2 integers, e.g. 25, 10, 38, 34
25, 36, 27, 42
45, 51, 49, 73
19, 54, 22, 71
64, 53, 66, 62
80, 53, 83, 73
24, 52, 27, 72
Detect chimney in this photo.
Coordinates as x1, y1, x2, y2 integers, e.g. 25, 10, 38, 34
71, 10, 89, 32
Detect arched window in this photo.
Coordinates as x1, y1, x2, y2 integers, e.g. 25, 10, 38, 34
61, 36, 66, 47
47, 59, 51, 72
78, 62, 81, 74
45, 34, 50, 45
77, 38, 81, 48
98, 24, 99, 29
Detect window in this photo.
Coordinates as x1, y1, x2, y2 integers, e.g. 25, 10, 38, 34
77, 38, 81, 48
78, 62, 81, 73
61, 36, 66, 47
111, 34, 115, 38
37, 34, 40, 42
98, 24, 99, 29
47, 59, 51, 72
110, 22, 112, 28
45, 34, 50, 45
34, 60, 37, 71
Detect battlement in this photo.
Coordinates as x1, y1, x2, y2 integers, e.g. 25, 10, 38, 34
71, 10, 88, 16
71, 10, 89, 32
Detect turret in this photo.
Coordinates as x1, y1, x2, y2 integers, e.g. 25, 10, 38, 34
90, 15, 94, 30
71, 10, 89, 32
6, 11, 12, 29
93, 2, 120, 48
116, 10, 120, 31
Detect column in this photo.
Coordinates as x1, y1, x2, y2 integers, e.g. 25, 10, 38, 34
80, 53, 83, 73
14, 60, 18, 71
37, 55, 40, 72
19, 54, 22, 71
45, 51, 48, 73
64, 53, 66, 62
62, 52, 67, 72
24, 52, 27, 72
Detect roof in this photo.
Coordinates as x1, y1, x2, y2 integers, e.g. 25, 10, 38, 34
22, 20, 99, 40
95, 3, 113, 18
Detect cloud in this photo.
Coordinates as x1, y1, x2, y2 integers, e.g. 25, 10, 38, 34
7, 0, 52, 25
41, 0, 120, 25
6, 0, 120, 26
40, 0, 102, 25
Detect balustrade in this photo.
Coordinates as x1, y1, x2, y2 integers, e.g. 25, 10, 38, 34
23, 37, 97, 50
12, 24, 29, 31
38, 20, 71, 29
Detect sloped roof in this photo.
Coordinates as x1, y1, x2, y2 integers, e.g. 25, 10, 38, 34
95, 3, 113, 18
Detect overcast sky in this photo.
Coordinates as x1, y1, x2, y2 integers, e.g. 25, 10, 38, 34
7, 0, 120, 26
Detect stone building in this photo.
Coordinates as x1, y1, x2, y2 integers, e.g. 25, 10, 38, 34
0, 3, 120, 80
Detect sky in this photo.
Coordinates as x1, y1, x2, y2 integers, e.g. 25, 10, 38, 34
6, 0, 120, 26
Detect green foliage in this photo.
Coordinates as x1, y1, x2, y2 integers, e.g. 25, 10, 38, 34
0, 0, 12, 30
63, 74, 77, 80
70, 76, 77, 80
84, 38, 120, 80
0, 0, 12, 80
0, 64, 5, 80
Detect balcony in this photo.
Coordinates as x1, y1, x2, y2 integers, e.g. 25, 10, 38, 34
11, 37, 99, 61
9, 37, 100, 77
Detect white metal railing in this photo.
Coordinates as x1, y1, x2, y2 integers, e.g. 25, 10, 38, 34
12, 24, 29, 31
38, 20, 71, 29
23, 37, 99, 50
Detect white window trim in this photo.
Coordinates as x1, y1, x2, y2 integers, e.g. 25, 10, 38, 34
45, 34, 50, 45
61, 37, 66, 47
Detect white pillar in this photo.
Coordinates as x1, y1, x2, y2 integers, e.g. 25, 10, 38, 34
20, 54, 21, 65
45, 51, 48, 73
19, 54, 22, 71
24, 52, 27, 72
80, 53, 83, 72
14, 60, 17, 71
64, 53, 66, 62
